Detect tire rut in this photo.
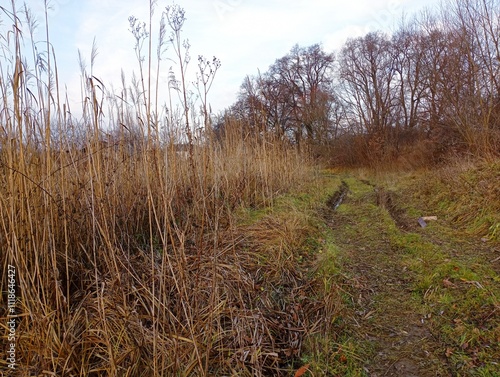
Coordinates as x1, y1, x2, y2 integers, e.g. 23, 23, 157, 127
326, 179, 451, 376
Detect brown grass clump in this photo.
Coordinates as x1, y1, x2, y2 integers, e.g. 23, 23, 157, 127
0, 3, 332, 375
406, 157, 500, 242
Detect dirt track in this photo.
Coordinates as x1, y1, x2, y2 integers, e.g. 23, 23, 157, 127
322, 177, 500, 376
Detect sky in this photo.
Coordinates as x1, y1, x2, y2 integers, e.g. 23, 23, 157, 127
11, 0, 442, 117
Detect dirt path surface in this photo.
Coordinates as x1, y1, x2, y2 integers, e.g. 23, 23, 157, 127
324, 178, 451, 376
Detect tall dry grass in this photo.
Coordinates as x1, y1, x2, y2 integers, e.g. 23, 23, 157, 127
0, 3, 327, 375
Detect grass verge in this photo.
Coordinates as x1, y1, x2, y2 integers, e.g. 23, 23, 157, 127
360, 159, 500, 375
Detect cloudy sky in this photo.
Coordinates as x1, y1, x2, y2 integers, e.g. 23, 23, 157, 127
14, 0, 442, 116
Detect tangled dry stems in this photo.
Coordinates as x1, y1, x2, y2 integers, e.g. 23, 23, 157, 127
0, 3, 339, 374
0, 125, 338, 375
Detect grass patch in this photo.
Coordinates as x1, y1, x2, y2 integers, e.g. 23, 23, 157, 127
282, 173, 370, 376
379, 162, 500, 376
328, 163, 500, 375
406, 160, 500, 241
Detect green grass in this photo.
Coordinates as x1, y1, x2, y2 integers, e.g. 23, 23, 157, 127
282, 173, 370, 376
308, 163, 500, 375
376, 164, 500, 376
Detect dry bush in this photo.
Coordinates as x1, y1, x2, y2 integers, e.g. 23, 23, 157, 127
326, 130, 439, 171
324, 134, 368, 167
410, 158, 500, 241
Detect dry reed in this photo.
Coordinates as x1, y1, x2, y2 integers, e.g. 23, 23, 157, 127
0, 2, 334, 375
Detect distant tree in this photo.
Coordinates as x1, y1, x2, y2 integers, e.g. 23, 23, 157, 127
391, 22, 427, 134
222, 0, 500, 160
229, 44, 336, 146
337, 32, 396, 139
441, 0, 500, 155
229, 75, 269, 137
264, 44, 336, 145
415, 17, 450, 136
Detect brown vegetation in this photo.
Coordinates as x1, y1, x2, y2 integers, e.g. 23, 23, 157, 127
0, 2, 330, 375
1, 0, 499, 375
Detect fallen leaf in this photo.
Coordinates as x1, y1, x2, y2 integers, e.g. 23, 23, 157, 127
445, 348, 454, 357
442, 278, 456, 288
294, 363, 310, 377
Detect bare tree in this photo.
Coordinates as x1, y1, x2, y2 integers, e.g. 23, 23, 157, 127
266, 44, 335, 145
222, 0, 500, 160
415, 14, 451, 138
442, 0, 500, 155
392, 20, 427, 135
231, 44, 335, 146
337, 32, 396, 139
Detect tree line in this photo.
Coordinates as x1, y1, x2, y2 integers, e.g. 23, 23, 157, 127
218, 0, 500, 164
